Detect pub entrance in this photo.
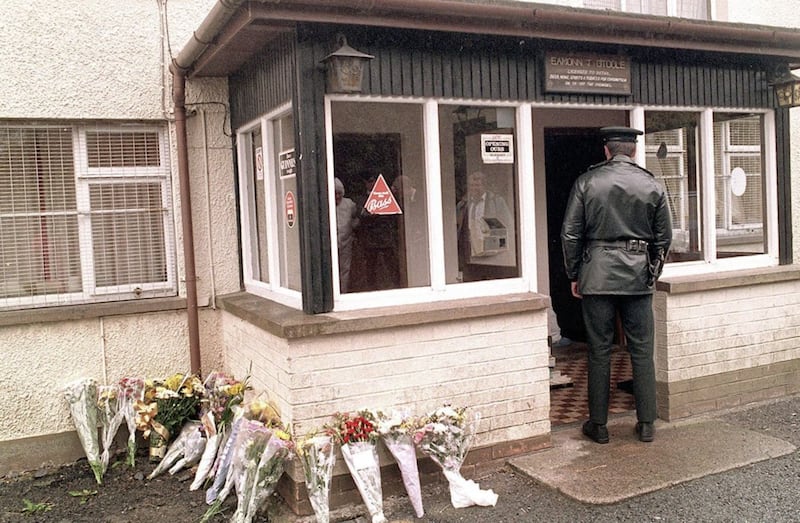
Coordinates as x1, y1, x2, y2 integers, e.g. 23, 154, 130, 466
544, 127, 606, 343
543, 122, 638, 425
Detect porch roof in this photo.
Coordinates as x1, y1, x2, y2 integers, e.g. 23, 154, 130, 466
174, 0, 800, 78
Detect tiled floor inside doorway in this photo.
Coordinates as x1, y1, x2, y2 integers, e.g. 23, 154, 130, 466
550, 342, 636, 426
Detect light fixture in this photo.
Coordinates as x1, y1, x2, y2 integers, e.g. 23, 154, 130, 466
320, 34, 374, 94
770, 65, 800, 108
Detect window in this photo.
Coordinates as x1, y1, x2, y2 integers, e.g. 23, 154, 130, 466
0, 123, 176, 310
238, 107, 301, 305
325, 99, 524, 306
644, 109, 774, 268
644, 111, 702, 262
330, 101, 429, 293
713, 113, 765, 257
584, 0, 709, 18
439, 105, 520, 284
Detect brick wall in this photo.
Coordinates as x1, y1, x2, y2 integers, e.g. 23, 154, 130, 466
655, 277, 800, 419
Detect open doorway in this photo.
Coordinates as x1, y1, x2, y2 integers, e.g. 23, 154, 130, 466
543, 124, 637, 426
544, 128, 605, 343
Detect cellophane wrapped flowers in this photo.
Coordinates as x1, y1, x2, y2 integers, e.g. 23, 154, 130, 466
327, 411, 387, 523
117, 377, 144, 467
374, 409, 424, 518
191, 372, 249, 491
414, 405, 497, 508
64, 378, 103, 484
97, 384, 124, 474
134, 373, 203, 462
296, 431, 336, 523
203, 397, 292, 523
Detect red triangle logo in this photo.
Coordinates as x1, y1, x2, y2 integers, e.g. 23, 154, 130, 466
363, 174, 402, 215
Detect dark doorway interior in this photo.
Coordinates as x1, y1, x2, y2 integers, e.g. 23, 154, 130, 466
544, 128, 606, 342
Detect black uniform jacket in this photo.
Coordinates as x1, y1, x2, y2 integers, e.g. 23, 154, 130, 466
561, 154, 673, 295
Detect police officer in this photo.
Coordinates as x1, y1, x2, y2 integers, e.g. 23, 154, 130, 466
561, 127, 672, 444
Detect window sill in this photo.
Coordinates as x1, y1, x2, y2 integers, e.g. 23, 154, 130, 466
0, 297, 187, 327
656, 265, 800, 295
217, 291, 550, 339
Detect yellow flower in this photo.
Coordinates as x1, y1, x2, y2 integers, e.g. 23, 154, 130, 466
274, 429, 291, 441
227, 383, 244, 396
164, 373, 185, 392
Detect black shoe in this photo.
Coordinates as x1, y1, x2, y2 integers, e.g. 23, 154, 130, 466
636, 422, 654, 442
582, 420, 609, 444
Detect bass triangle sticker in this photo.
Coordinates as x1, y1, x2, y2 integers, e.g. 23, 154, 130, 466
363, 173, 402, 215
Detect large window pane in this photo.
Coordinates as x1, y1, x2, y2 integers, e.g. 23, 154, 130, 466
331, 101, 429, 293
273, 113, 301, 291
644, 111, 702, 262
439, 105, 519, 284
713, 113, 765, 257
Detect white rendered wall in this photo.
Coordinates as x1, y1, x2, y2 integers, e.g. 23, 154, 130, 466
0, 0, 239, 447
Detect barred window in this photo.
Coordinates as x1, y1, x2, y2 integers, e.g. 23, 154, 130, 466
0, 122, 176, 310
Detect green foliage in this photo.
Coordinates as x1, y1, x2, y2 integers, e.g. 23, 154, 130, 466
21, 498, 53, 515
68, 489, 98, 505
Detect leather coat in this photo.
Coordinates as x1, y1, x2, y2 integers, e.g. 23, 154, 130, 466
561, 155, 672, 295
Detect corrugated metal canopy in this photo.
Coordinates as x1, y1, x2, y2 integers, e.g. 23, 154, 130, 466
176, 0, 800, 78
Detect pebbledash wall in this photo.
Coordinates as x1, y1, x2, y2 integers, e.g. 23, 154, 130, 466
0, 0, 239, 471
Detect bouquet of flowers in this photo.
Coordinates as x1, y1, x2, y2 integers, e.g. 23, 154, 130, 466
374, 409, 424, 518
327, 411, 387, 523
97, 384, 124, 474
203, 397, 292, 523
232, 423, 294, 523
118, 377, 145, 466
191, 372, 248, 491
146, 420, 204, 479
414, 405, 497, 508
296, 431, 336, 523
134, 373, 203, 462
64, 378, 103, 484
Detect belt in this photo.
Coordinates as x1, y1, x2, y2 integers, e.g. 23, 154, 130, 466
588, 239, 649, 253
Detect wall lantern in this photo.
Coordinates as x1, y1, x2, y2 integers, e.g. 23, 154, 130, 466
771, 65, 800, 108
320, 35, 374, 93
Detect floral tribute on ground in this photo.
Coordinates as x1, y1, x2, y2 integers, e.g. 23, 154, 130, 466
65, 374, 500, 521
374, 408, 425, 518
296, 430, 336, 523
414, 405, 498, 508
327, 411, 387, 523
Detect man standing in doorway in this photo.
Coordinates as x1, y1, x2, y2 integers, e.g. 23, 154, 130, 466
561, 127, 672, 444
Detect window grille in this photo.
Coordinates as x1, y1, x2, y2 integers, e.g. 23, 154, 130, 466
0, 122, 176, 310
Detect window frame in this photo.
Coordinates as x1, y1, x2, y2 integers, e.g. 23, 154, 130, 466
634, 106, 778, 279
236, 103, 302, 309
0, 121, 177, 310
324, 95, 538, 311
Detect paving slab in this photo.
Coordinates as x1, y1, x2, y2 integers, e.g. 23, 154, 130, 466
508, 415, 796, 504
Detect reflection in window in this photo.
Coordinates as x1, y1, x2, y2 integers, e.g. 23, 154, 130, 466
713, 113, 765, 257
331, 101, 429, 293
248, 127, 269, 283
438, 105, 519, 284
644, 111, 702, 262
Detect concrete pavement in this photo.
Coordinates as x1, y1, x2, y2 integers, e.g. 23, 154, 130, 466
509, 413, 796, 504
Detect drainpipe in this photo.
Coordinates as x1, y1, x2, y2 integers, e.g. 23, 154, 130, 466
170, 65, 202, 376
169, 0, 248, 375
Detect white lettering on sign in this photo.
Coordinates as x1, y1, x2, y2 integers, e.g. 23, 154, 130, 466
481, 134, 514, 164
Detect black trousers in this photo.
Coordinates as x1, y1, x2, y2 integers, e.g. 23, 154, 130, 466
582, 293, 656, 425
